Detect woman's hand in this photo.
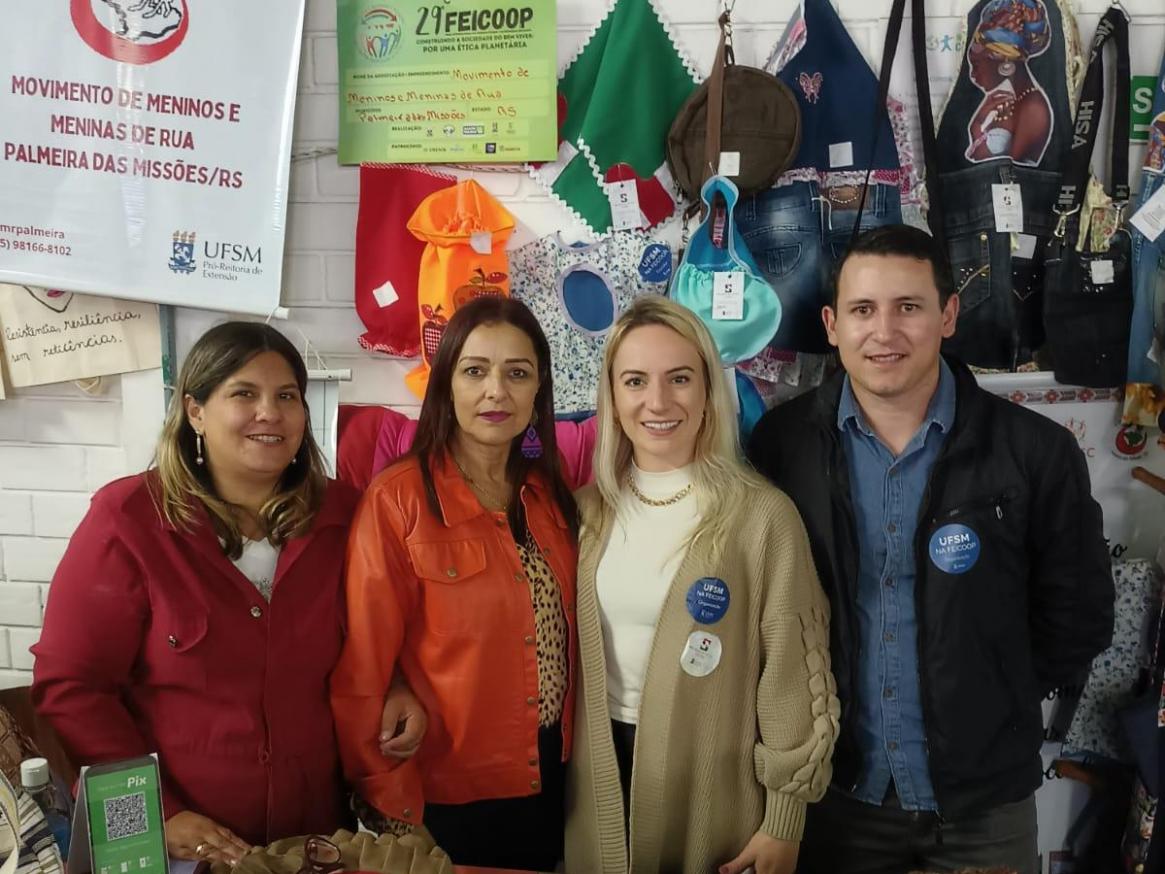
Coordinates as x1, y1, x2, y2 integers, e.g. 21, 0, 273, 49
378, 680, 427, 758
165, 811, 251, 865
719, 831, 799, 874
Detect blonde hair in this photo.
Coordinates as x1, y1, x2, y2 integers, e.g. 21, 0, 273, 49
151, 321, 328, 559
592, 296, 768, 556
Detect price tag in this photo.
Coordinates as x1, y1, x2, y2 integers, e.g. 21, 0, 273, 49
469, 232, 493, 255
712, 271, 745, 320
1013, 233, 1037, 259
992, 183, 1024, 233
1090, 259, 1115, 285
718, 151, 741, 177
607, 180, 642, 231
1131, 184, 1165, 242
372, 280, 398, 308
828, 141, 854, 168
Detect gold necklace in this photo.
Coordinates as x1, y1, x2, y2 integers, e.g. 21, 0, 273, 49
452, 455, 510, 511
627, 475, 693, 507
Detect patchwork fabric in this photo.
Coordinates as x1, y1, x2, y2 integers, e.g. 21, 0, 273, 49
1063, 558, 1161, 763
510, 232, 670, 413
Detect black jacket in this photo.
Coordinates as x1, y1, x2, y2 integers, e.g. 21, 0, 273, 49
747, 358, 1114, 818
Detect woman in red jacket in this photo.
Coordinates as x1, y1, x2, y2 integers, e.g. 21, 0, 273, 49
331, 296, 579, 871
31, 322, 422, 864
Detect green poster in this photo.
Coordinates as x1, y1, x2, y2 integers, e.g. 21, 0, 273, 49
81, 757, 167, 874
1131, 75, 1159, 144
337, 0, 557, 164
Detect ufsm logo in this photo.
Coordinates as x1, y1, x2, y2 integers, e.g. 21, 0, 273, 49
168, 231, 196, 275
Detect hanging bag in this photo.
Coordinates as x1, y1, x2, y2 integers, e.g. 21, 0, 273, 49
670, 176, 782, 364
666, 9, 801, 204
1042, 5, 1133, 388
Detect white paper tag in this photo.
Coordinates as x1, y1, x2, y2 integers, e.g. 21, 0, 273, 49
1131, 184, 1165, 242
828, 141, 854, 168
607, 180, 642, 231
992, 183, 1024, 233
1013, 233, 1038, 259
1090, 259, 1115, 285
372, 280, 399, 308
718, 151, 741, 177
680, 631, 722, 677
469, 231, 493, 255
712, 271, 745, 320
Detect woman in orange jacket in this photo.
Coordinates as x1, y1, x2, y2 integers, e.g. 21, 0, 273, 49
330, 296, 579, 871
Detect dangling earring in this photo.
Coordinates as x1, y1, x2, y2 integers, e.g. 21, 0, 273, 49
521, 423, 543, 459
194, 431, 204, 466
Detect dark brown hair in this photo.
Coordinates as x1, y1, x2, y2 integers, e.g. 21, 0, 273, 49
411, 296, 578, 537
831, 224, 955, 308
152, 321, 327, 558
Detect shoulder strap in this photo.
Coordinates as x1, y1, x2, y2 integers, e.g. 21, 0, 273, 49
1054, 4, 1131, 237
852, 0, 944, 252
703, 11, 734, 189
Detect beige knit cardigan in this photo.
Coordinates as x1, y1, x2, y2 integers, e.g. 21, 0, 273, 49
564, 482, 841, 874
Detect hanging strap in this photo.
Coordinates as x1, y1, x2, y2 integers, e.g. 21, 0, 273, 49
1053, 4, 1131, 239
851, 0, 944, 252
703, 10, 734, 189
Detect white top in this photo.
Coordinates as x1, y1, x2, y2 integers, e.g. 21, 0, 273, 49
230, 537, 280, 602
596, 462, 699, 724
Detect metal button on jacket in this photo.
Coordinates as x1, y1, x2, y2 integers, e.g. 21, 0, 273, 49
250, 605, 263, 618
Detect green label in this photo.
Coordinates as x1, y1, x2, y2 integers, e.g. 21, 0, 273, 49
337, 0, 558, 164
84, 760, 167, 874
1131, 75, 1159, 143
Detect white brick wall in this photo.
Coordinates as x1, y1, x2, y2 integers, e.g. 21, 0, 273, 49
0, 1, 1163, 863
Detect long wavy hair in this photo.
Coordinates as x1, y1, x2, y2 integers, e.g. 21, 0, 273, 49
592, 296, 766, 556
151, 321, 328, 558
411, 296, 578, 538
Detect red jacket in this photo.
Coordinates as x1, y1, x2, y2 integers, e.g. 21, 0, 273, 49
330, 454, 578, 825
31, 473, 359, 846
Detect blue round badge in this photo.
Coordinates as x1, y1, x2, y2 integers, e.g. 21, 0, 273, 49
638, 243, 673, 283
686, 577, 730, 624
928, 524, 981, 575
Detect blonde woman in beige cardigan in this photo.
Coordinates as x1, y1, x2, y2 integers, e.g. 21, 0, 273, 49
565, 296, 841, 874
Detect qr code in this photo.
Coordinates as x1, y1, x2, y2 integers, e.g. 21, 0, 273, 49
103, 792, 147, 841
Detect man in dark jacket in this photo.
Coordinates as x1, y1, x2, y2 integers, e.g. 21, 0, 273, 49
748, 225, 1113, 874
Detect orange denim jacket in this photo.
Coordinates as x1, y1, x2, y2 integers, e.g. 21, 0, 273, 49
330, 453, 578, 825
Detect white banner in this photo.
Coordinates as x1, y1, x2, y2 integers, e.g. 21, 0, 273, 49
0, 1, 304, 316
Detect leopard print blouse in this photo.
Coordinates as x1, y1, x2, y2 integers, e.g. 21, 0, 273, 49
516, 530, 569, 727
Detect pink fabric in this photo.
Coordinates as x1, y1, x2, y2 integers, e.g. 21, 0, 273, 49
369, 409, 597, 490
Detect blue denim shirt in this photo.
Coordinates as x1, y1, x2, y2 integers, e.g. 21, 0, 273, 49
837, 359, 955, 811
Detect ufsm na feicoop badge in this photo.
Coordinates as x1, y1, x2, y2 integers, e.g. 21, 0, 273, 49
685, 577, 730, 624
928, 524, 981, 574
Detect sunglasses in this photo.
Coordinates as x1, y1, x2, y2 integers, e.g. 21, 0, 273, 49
293, 836, 344, 874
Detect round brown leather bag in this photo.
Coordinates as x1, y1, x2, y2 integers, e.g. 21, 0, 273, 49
666, 12, 801, 202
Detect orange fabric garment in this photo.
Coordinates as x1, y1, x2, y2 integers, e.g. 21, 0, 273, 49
405, 179, 516, 398
330, 453, 578, 826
